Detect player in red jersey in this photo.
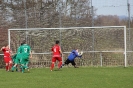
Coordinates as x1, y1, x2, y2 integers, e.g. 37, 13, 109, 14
1, 45, 12, 71
50, 40, 63, 71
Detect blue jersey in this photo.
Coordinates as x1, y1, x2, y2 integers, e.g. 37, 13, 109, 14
68, 50, 81, 61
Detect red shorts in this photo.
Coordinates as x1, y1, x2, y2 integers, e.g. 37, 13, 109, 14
52, 57, 62, 62
4, 57, 12, 63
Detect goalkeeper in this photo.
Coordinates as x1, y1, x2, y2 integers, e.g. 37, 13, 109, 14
62, 49, 83, 68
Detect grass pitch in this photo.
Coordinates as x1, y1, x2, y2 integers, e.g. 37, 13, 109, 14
0, 67, 132, 88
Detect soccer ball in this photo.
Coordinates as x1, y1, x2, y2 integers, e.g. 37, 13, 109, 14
78, 51, 83, 56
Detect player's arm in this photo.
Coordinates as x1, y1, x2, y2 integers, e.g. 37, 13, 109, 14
75, 51, 82, 57
29, 51, 32, 59
59, 49, 63, 57
0, 47, 3, 51
51, 47, 54, 52
0, 46, 5, 51
9, 49, 13, 56
60, 49, 63, 54
29, 46, 32, 58
59, 47, 63, 56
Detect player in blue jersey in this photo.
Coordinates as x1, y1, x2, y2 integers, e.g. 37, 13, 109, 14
62, 49, 83, 68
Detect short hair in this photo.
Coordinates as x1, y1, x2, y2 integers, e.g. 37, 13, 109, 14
21, 43, 23, 45
72, 46, 77, 50
4, 45, 9, 47
21, 40, 26, 44
4, 44, 8, 47
55, 40, 59, 44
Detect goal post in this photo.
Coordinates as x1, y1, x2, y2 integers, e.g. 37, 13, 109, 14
8, 26, 128, 67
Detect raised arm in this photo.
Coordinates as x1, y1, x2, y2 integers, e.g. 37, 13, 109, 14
0, 46, 5, 51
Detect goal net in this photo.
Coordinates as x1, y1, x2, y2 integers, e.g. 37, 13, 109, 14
8, 26, 130, 68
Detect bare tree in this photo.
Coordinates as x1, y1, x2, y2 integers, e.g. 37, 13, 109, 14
0, 0, 94, 28
95, 15, 121, 26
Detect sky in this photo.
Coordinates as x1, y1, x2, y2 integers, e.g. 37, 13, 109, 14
92, 0, 133, 18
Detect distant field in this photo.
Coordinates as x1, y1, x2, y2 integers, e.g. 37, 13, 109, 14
0, 67, 132, 88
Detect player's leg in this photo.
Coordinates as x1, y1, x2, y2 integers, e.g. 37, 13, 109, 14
11, 63, 18, 71
50, 57, 56, 71
20, 59, 26, 73
64, 59, 70, 66
17, 54, 28, 73
71, 61, 78, 68
21, 59, 29, 73
8, 60, 13, 71
24, 56, 30, 72
20, 58, 28, 73
11, 54, 20, 72
11, 57, 19, 72
12, 54, 17, 63
4, 58, 9, 71
26, 59, 29, 68
61, 59, 71, 68
20, 64, 25, 73
22, 57, 29, 69
15, 58, 21, 72
5, 63, 9, 71
57, 57, 62, 69
24, 59, 30, 72
11, 54, 17, 70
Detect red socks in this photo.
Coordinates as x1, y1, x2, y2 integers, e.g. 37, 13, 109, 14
50, 63, 54, 71
9, 63, 12, 70
5, 65, 8, 71
5, 63, 12, 71
58, 61, 62, 69
50, 61, 62, 71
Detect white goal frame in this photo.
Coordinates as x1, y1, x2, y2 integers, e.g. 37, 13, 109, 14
8, 26, 127, 67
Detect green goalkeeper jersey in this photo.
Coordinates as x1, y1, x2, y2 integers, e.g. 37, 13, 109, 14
18, 44, 31, 55
17, 44, 31, 60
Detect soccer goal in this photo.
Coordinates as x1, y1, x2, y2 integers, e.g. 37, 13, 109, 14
8, 26, 132, 67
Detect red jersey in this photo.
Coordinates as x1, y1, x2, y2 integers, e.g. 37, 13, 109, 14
2, 47, 11, 58
51, 44, 61, 57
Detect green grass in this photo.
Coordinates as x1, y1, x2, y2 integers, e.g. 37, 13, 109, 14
0, 67, 133, 88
